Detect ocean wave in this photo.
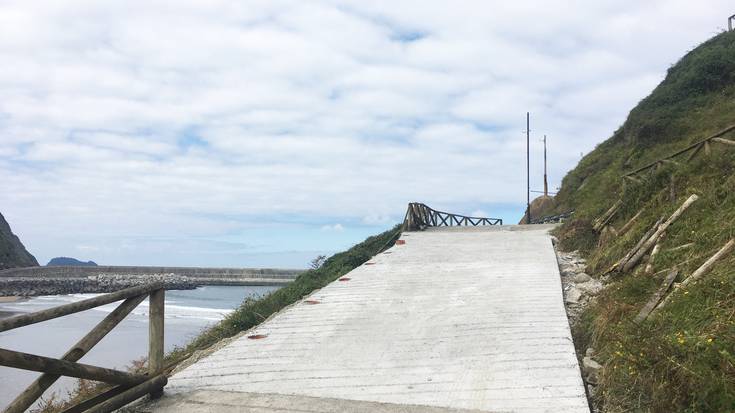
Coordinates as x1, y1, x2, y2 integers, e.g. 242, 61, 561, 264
5, 293, 235, 322
93, 301, 233, 321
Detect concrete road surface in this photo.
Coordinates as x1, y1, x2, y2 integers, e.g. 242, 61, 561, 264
140, 226, 589, 413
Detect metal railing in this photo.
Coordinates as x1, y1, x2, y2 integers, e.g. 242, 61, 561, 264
530, 211, 575, 224
0, 283, 168, 413
403, 203, 502, 231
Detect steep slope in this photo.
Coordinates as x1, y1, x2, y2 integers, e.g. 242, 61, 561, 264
551, 31, 735, 411
0, 212, 38, 270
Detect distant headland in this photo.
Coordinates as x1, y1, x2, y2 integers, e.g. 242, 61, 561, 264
47, 257, 98, 267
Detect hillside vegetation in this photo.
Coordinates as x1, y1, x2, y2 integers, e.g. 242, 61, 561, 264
549, 31, 735, 411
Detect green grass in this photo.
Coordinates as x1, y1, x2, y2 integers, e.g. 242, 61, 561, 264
554, 30, 735, 412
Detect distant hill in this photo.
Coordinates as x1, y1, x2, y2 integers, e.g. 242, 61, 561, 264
0, 212, 38, 270
47, 257, 98, 267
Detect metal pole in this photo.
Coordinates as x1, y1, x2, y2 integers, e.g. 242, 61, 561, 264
543, 135, 548, 197
526, 112, 531, 224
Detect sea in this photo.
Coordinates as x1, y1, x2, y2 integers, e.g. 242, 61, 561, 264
0, 285, 280, 408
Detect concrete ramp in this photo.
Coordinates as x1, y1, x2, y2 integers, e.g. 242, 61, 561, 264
145, 226, 589, 413
144, 390, 489, 412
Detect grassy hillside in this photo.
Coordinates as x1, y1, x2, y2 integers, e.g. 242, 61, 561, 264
551, 31, 735, 411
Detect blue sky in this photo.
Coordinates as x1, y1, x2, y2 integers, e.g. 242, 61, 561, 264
0, 1, 732, 268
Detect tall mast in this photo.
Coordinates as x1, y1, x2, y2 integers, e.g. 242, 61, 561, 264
526, 112, 530, 224
543, 135, 548, 197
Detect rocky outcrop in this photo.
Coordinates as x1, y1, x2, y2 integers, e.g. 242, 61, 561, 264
0, 212, 38, 270
519, 195, 556, 224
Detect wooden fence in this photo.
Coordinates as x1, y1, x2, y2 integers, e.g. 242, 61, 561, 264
0, 283, 168, 413
403, 203, 502, 231
622, 124, 735, 182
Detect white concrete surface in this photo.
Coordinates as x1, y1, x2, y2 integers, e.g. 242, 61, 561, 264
148, 226, 589, 413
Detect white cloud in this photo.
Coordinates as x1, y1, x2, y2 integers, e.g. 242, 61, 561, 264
0, 0, 731, 265
321, 224, 345, 232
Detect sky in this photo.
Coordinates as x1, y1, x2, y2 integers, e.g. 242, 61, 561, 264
0, 1, 732, 268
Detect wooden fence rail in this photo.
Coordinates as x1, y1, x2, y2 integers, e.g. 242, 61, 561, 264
403, 203, 502, 231
622, 124, 735, 180
0, 282, 168, 413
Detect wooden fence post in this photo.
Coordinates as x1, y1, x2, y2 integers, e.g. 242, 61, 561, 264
148, 288, 165, 398
4, 295, 147, 413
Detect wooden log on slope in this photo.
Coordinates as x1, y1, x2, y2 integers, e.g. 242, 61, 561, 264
622, 195, 699, 272
712, 137, 735, 146
634, 269, 679, 323
687, 143, 703, 162
667, 242, 694, 252
644, 240, 663, 275
653, 239, 735, 314
618, 208, 644, 237
593, 200, 623, 231
612, 216, 665, 273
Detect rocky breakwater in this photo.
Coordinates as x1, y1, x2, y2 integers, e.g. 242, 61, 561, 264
0, 273, 197, 296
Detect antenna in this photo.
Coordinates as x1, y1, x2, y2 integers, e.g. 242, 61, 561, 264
543, 135, 548, 197
525, 112, 531, 224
